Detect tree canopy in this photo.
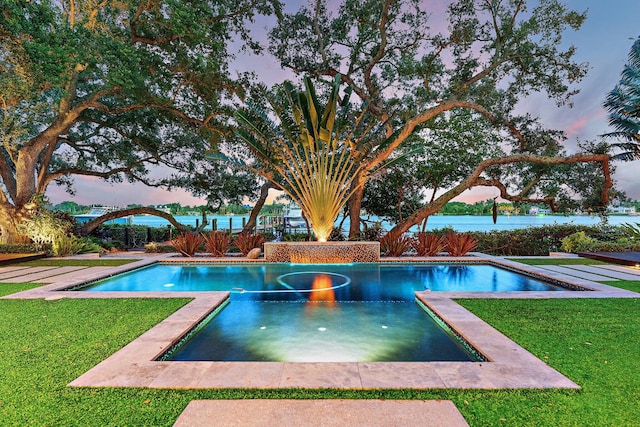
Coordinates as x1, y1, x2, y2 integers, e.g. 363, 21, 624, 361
0, 0, 277, 242
267, 0, 613, 238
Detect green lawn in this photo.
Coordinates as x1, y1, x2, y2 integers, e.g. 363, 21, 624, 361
0, 294, 638, 426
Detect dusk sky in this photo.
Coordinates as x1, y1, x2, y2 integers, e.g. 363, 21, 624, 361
46, 0, 640, 207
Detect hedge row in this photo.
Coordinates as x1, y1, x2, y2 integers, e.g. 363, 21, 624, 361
0, 243, 50, 254
429, 224, 626, 256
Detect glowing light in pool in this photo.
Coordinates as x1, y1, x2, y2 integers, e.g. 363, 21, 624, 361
163, 283, 174, 288
318, 327, 327, 331
260, 326, 266, 330
308, 274, 336, 305
381, 325, 388, 329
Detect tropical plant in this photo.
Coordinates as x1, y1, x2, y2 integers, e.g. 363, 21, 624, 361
619, 222, 640, 241
233, 232, 265, 255
445, 232, 478, 257
170, 233, 204, 257
560, 231, 597, 253
202, 231, 232, 257
227, 75, 367, 242
379, 233, 412, 257
603, 37, 640, 161
53, 235, 101, 257
412, 233, 446, 257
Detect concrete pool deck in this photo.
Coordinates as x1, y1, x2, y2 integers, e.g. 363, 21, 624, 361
173, 399, 470, 426
2, 252, 638, 391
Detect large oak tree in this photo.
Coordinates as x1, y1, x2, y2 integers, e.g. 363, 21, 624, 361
0, 0, 277, 243
267, 0, 612, 238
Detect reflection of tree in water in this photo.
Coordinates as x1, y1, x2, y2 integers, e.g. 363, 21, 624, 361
406, 265, 473, 291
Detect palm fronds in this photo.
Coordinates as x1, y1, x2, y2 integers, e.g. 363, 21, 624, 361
602, 37, 640, 160
232, 74, 366, 241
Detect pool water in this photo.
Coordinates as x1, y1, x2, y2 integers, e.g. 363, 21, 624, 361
84, 263, 563, 294
82, 263, 563, 362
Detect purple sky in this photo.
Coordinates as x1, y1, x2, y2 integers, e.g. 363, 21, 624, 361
46, 0, 640, 207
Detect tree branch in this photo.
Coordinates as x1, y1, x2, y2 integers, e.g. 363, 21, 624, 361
386, 152, 611, 237
77, 207, 190, 235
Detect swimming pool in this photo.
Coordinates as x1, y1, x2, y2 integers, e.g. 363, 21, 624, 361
79, 263, 565, 362
82, 263, 565, 293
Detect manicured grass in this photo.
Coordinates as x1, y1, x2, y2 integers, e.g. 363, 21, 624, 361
509, 257, 606, 266
0, 297, 638, 425
0, 282, 39, 297
602, 280, 640, 292
18, 258, 139, 267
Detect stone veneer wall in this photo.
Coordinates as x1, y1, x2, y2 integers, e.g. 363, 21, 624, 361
264, 242, 380, 263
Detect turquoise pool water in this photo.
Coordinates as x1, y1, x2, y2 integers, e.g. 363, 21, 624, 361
83, 263, 564, 294
82, 263, 563, 362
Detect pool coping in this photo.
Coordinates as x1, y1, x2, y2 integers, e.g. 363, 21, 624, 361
3, 253, 638, 390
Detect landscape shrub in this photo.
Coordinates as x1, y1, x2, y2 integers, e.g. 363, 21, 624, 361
379, 233, 413, 256
561, 232, 598, 253
283, 233, 311, 241
233, 232, 265, 255
144, 242, 176, 253
329, 227, 346, 241
444, 231, 478, 256
53, 235, 101, 256
472, 224, 601, 256
360, 223, 386, 241
202, 231, 231, 257
0, 243, 49, 254
170, 233, 204, 257
89, 224, 172, 248
260, 231, 277, 242
412, 233, 446, 256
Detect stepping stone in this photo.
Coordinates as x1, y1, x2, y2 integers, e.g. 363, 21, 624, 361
566, 265, 640, 281
536, 265, 618, 282
2, 266, 87, 283
599, 265, 640, 277
0, 266, 30, 274
33, 266, 113, 284
0, 266, 59, 281
173, 399, 469, 427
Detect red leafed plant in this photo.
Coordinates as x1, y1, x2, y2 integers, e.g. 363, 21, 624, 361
412, 233, 446, 256
170, 232, 204, 257
444, 231, 478, 256
379, 233, 412, 257
233, 232, 265, 256
202, 231, 231, 257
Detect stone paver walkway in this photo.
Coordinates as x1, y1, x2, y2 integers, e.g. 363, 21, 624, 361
33, 266, 115, 284
173, 400, 469, 427
599, 264, 640, 276
566, 265, 640, 281
535, 265, 619, 281
0, 266, 59, 281
2, 266, 88, 283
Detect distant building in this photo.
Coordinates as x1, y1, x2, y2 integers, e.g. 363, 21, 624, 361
528, 206, 551, 215
607, 205, 637, 214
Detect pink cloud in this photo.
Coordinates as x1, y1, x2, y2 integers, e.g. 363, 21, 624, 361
564, 108, 607, 139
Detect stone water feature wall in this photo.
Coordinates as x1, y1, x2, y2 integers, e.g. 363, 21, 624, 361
264, 242, 380, 263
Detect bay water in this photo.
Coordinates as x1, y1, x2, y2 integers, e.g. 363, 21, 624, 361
130, 214, 637, 233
